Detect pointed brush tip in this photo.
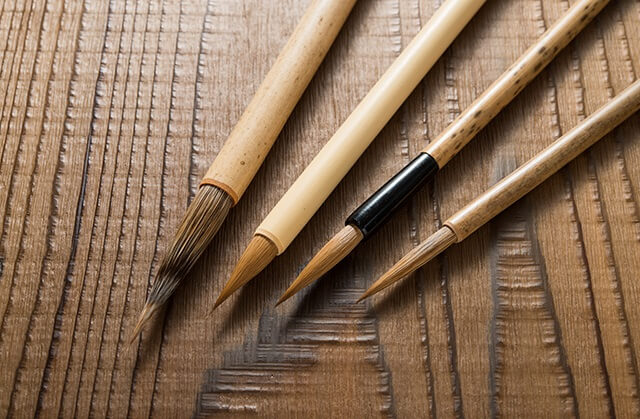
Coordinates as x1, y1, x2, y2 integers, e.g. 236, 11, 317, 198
281, 225, 364, 303
129, 303, 156, 344
212, 294, 226, 310
275, 291, 292, 307
358, 281, 384, 302
216, 235, 278, 306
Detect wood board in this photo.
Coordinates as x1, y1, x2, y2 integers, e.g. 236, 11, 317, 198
0, 0, 639, 416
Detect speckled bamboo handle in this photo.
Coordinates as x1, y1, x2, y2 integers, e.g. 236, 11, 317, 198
424, 0, 610, 165
445, 79, 640, 241
200, 0, 356, 204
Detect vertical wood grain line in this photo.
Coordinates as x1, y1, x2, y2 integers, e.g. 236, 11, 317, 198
591, 18, 640, 398
4, 0, 70, 412
585, 152, 640, 397
563, 169, 615, 416
86, 0, 142, 413
36, 0, 114, 413
542, 38, 607, 416
561, 27, 616, 414
0, 0, 17, 76
0, 0, 43, 337
188, 0, 213, 198
127, 0, 170, 412
111, 1, 160, 416
59, 0, 116, 415
148, 0, 185, 413
0, 0, 46, 336
610, 7, 640, 243
103, 0, 154, 413
34, 135, 92, 415
0, 0, 36, 142
68, 0, 134, 413
126, 2, 175, 417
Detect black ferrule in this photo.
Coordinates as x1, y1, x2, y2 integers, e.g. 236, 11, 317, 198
345, 152, 439, 238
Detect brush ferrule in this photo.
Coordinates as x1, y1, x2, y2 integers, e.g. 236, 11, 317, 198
346, 152, 438, 238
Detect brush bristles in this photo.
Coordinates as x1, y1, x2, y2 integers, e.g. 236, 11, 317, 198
213, 234, 278, 309
358, 226, 457, 302
133, 185, 233, 338
276, 225, 363, 306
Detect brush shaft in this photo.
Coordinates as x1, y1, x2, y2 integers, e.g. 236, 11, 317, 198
346, 153, 438, 237
256, 0, 486, 253
201, 0, 356, 203
446, 79, 640, 241
424, 0, 610, 166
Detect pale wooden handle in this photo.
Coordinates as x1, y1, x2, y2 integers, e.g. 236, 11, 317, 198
423, 0, 610, 165
445, 79, 640, 241
256, 0, 487, 253
201, 0, 356, 204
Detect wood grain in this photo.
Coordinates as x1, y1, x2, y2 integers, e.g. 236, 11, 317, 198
0, 0, 639, 417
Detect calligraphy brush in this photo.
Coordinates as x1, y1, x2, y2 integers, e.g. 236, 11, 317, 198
359, 78, 640, 301
213, 0, 488, 309
277, 0, 609, 305
131, 0, 357, 341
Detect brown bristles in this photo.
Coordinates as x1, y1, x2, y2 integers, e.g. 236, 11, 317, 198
132, 185, 233, 341
358, 226, 457, 302
276, 225, 363, 306
213, 234, 278, 310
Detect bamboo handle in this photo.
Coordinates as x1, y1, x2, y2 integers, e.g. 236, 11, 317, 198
201, 0, 356, 204
445, 79, 640, 241
424, 0, 610, 165
257, 0, 486, 253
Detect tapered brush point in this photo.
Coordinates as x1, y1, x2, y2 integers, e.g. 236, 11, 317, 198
213, 234, 278, 310
139, 185, 233, 325
276, 225, 363, 306
274, 291, 291, 307
212, 294, 225, 310
361, 226, 457, 300
130, 302, 159, 344
355, 293, 368, 304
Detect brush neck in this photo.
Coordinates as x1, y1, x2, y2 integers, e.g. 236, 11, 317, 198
346, 152, 438, 238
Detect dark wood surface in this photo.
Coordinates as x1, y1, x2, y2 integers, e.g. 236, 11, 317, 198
1, 0, 639, 416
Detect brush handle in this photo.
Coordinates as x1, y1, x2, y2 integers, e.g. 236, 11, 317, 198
345, 153, 438, 237
445, 79, 640, 241
424, 0, 610, 165
256, 0, 486, 253
200, 0, 356, 204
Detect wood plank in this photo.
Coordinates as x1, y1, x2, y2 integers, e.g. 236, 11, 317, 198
0, 0, 639, 416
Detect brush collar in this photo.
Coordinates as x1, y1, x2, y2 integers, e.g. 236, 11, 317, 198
346, 152, 438, 238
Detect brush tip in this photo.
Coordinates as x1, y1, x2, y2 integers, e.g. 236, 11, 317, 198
214, 234, 278, 310
356, 287, 375, 303
130, 302, 158, 344
212, 295, 225, 310
360, 227, 458, 300
274, 292, 290, 307
276, 225, 363, 304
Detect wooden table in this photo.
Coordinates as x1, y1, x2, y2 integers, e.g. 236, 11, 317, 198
1, 0, 639, 416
